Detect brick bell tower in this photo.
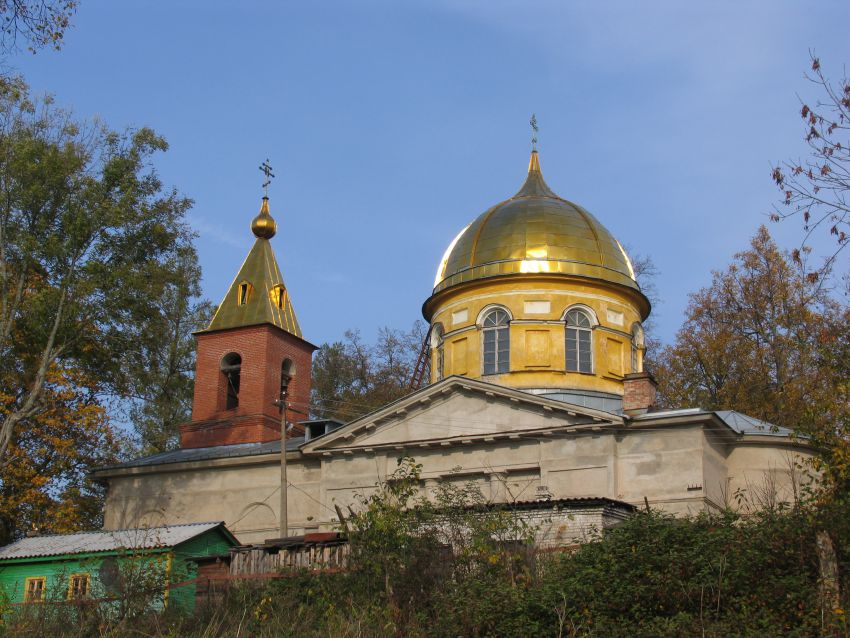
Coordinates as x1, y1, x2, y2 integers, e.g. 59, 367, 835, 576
180, 192, 317, 449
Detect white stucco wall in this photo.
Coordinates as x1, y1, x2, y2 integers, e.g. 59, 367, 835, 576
100, 408, 816, 545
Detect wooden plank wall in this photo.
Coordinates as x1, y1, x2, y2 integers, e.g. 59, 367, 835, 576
228, 543, 350, 577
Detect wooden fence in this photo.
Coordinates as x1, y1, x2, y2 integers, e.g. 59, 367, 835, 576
228, 540, 350, 577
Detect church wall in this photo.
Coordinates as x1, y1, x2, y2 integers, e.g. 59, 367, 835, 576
614, 426, 709, 515
540, 434, 615, 499
701, 433, 731, 510
725, 443, 816, 510
102, 457, 326, 545
100, 425, 817, 545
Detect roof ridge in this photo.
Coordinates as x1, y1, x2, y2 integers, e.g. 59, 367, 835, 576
7, 521, 224, 543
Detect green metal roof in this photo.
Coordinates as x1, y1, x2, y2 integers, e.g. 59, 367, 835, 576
202, 236, 302, 337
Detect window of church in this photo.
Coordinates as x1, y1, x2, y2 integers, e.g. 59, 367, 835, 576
221, 353, 242, 410
431, 323, 445, 380
565, 308, 593, 373
237, 281, 253, 306
631, 322, 645, 373
482, 308, 510, 375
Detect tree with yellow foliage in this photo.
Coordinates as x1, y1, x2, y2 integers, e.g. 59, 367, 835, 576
653, 226, 850, 491
0, 366, 120, 544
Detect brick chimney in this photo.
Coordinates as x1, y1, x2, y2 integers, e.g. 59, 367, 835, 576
622, 371, 657, 416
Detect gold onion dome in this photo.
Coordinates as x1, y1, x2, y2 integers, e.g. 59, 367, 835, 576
251, 196, 277, 239
432, 151, 648, 316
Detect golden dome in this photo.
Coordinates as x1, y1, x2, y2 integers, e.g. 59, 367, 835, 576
251, 197, 277, 239
432, 151, 644, 304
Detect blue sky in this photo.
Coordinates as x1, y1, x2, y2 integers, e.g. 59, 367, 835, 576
9, 1, 850, 347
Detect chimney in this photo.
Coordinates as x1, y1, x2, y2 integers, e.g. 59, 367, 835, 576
623, 371, 657, 416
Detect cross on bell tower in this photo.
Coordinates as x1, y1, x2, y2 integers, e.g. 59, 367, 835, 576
259, 159, 275, 197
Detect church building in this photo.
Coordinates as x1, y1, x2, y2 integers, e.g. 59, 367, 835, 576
93, 149, 812, 545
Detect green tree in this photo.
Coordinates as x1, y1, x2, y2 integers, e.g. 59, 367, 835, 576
116, 247, 213, 454
653, 226, 845, 437
0, 77, 198, 460
311, 322, 427, 421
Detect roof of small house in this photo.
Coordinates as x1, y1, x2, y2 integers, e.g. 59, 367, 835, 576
0, 522, 237, 561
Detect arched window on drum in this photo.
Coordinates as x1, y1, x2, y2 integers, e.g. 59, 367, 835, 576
482, 308, 510, 375
631, 322, 645, 373
565, 308, 593, 373
431, 324, 445, 380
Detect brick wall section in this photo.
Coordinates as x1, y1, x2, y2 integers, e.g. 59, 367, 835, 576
180, 324, 317, 448
622, 371, 658, 416
180, 414, 282, 448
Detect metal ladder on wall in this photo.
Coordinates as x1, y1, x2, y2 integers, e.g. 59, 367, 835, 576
408, 324, 433, 390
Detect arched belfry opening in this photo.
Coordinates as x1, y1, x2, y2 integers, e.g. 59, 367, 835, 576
221, 353, 242, 410
280, 358, 295, 413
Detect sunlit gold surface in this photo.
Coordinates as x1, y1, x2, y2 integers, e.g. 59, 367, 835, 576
251, 197, 277, 239
202, 197, 301, 337
433, 151, 641, 296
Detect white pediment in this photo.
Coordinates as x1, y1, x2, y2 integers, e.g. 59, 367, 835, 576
302, 377, 621, 454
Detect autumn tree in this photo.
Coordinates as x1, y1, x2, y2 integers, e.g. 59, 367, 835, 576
0, 0, 76, 54
771, 55, 850, 277
0, 366, 121, 544
311, 322, 427, 422
0, 77, 199, 461
653, 226, 845, 437
767, 55, 850, 491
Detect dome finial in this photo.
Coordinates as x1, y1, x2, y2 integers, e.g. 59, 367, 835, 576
252, 159, 278, 239
528, 150, 541, 174
251, 196, 277, 239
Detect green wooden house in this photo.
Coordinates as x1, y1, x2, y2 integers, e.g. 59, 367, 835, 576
0, 522, 238, 613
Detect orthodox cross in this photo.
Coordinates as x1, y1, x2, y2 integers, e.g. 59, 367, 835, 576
530, 114, 538, 151
259, 159, 275, 197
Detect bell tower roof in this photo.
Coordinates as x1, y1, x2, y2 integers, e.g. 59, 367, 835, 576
201, 196, 302, 337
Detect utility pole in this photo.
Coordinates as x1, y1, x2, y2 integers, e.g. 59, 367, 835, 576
275, 374, 291, 539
